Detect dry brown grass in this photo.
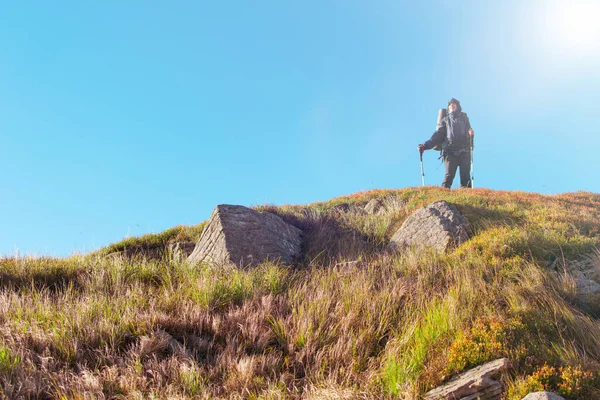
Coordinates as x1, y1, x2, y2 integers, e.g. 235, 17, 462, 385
2, 188, 600, 398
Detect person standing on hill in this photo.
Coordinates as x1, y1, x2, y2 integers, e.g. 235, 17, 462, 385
418, 98, 474, 188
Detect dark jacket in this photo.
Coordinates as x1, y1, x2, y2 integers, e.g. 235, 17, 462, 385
424, 111, 472, 154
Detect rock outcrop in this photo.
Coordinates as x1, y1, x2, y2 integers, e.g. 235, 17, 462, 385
521, 392, 565, 400
187, 205, 302, 267
424, 358, 509, 400
389, 200, 471, 253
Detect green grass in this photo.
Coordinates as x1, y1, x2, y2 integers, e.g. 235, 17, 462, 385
94, 222, 206, 258
1, 187, 600, 398
0, 345, 20, 375
383, 296, 454, 396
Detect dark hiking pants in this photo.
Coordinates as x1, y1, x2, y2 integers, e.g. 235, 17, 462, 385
442, 150, 471, 188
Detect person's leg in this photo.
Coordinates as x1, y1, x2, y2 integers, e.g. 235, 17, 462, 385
442, 153, 459, 188
459, 151, 472, 188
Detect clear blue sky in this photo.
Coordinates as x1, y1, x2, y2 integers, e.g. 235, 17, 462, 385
1, 1, 599, 256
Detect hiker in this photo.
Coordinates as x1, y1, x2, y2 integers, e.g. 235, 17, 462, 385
418, 98, 474, 188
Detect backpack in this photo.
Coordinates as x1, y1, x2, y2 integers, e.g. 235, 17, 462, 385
433, 108, 446, 151
433, 108, 470, 152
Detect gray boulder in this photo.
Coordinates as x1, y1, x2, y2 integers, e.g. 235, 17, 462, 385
389, 200, 472, 253
187, 205, 302, 267
424, 358, 509, 400
521, 392, 565, 400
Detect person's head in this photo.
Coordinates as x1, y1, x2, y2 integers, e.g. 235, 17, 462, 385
447, 98, 462, 113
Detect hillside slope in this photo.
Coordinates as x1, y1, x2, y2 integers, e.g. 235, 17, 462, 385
1, 187, 600, 399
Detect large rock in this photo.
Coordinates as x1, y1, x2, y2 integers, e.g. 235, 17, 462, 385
424, 358, 509, 400
521, 392, 565, 400
389, 200, 472, 253
187, 205, 302, 267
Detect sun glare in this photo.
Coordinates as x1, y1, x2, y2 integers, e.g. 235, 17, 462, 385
540, 0, 600, 59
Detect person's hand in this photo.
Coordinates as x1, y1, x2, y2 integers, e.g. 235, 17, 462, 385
468, 129, 474, 136
418, 144, 425, 154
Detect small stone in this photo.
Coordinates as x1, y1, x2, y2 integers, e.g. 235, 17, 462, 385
169, 241, 196, 260
364, 196, 406, 215
364, 198, 385, 215
334, 260, 365, 269
521, 392, 565, 400
105, 245, 164, 261
576, 276, 600, 295
330, 203, 365, 216
155, 330, 194, 359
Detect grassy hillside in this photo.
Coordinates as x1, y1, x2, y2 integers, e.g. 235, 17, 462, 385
93, 223, 206, 259
1, 187, 600, 399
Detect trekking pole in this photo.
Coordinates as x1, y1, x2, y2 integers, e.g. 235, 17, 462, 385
470, 135, 475, 188
420, 152, 425, 186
